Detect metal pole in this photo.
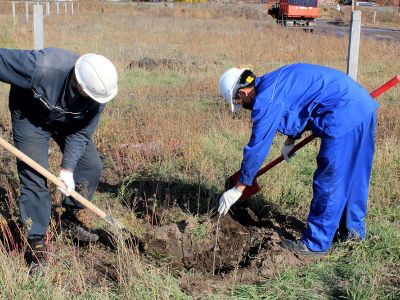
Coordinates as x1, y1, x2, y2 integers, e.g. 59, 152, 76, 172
373, 11, 376, 24
347, 10, 361, 81
26, 2, 29, 23
71, 2, 74, 16
34, 4, 44, 50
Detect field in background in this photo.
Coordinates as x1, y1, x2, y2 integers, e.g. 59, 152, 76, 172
0, 2, 399, 299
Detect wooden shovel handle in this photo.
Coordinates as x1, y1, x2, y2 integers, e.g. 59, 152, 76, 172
0, 136, 107, 219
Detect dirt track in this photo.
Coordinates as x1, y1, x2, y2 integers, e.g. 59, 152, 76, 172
316, 19, 400, 41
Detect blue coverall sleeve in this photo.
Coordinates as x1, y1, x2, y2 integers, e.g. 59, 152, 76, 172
239, 102, 286, 186
0, 49, 36, 89
62, 106, 104, 171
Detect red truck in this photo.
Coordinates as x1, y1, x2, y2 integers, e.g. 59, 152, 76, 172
267, 0, 320, 31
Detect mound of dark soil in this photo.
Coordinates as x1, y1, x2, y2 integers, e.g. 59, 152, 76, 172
127, 57, 199, 72
115, 176, 316, 284
144, 206, 313, 282
127, 57, 222, 73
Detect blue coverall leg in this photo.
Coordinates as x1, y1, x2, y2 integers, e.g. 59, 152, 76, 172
302, 113, 376, 252
12, 112, 102, 239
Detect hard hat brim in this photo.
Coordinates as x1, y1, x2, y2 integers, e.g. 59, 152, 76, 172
231, 103, 241, 113
84, 85, 118, 104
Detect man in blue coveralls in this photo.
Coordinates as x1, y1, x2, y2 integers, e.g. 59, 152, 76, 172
0, 48, 118, 267
218, 63, 378, 255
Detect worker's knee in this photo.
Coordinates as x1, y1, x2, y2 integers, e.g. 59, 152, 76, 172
84, 154, 102, 180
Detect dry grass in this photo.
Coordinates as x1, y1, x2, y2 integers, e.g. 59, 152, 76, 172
0, 2, 399, 299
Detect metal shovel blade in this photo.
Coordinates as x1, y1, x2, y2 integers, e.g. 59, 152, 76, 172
104, 213, 126, 230
103, 213, 147, 251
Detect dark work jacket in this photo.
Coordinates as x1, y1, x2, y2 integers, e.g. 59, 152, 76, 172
0, 47, 105, 171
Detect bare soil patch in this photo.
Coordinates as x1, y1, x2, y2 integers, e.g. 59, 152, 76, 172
144, 207, 312, 283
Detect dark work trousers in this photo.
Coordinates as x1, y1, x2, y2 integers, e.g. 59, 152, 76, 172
11, 110, 102, 239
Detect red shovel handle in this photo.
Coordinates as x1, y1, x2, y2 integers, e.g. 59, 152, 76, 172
227, 75, 400, 198
255, 133, 316, 178
370, 75, 400, 98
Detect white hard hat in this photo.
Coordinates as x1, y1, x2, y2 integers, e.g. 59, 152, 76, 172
219, 67, 254, 113
74, 53, 118, 104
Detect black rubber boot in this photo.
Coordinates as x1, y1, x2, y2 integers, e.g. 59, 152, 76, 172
61, 207, 99, 242
281, 239, 327, 256
25, 237, 47, 275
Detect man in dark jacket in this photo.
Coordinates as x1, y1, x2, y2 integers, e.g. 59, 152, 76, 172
218, 63, 378, 256
0, 47, 118, 267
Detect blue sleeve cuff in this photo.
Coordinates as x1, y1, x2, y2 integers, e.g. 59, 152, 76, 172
238, 171, 254, 186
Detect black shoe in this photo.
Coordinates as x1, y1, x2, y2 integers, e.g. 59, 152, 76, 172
61, 208, 99, 243
25, 237, 48, 275
281, 239, 327, 256
335, 229, 363, 243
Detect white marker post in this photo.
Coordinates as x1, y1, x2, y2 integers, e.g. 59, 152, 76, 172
46, 1, 50, 16
65, 2, 67, 14
34, 4, 44, 50
56, 2, 60, 15
12, 1, 16, 24
347, 10, 361, 81
71, 2, 74, 16
26, 1, 29, 23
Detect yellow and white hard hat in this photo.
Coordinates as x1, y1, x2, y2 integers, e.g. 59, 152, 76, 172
219, 66, 255, 113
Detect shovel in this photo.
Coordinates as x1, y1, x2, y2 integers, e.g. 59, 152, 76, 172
227, 75, 400, 200
0, 136, 126, 230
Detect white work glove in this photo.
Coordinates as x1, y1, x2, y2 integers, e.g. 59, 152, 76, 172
281, 141, 295, 162
58, 169, 75, 196
218, 187, 242, 215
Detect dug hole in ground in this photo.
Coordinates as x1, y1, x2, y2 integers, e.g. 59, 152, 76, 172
112, 176, 319, 294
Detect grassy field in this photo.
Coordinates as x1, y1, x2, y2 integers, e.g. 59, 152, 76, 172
0, 1, 399, 299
